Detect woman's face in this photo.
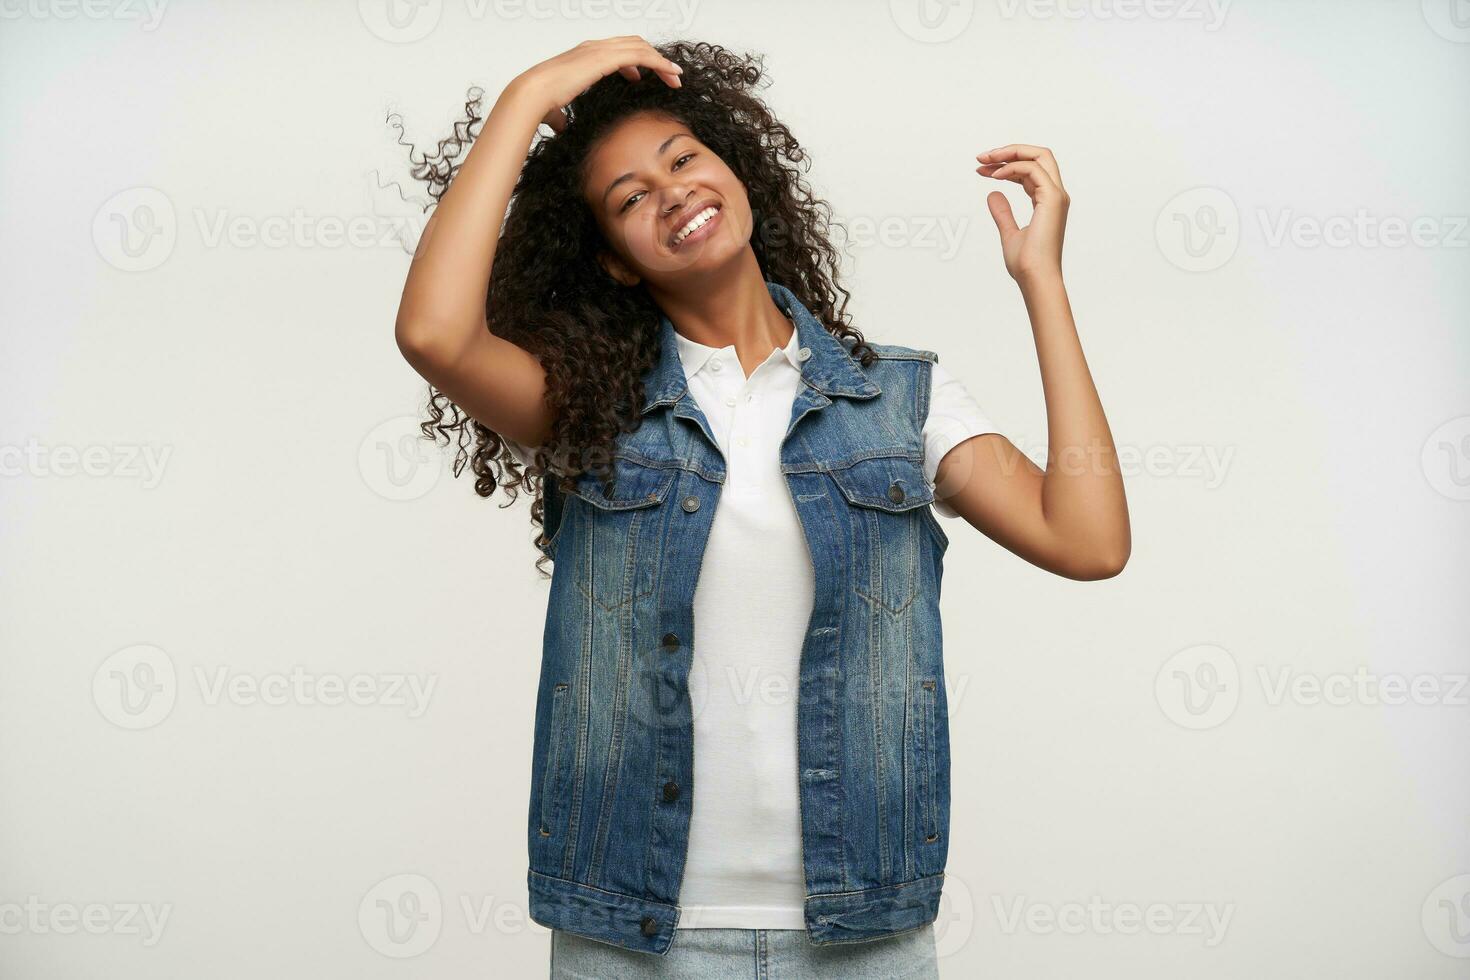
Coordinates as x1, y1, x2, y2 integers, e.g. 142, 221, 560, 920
581, 111, 751, 287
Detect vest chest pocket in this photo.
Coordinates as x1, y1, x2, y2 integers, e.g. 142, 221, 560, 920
827, 454, 940, 613
567, 455, 677, 610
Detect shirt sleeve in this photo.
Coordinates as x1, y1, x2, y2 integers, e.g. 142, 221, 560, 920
922, 359, 1001, 519
503, 437, 537, 468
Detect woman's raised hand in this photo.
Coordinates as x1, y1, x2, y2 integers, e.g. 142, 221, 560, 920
508, 35, 684, 134
977, 144, 1070, 285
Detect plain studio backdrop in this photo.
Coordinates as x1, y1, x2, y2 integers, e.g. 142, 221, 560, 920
2, 1, 1467, 977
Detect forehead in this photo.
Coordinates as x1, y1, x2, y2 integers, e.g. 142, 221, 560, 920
586, 112, 691, 175
582, 112, 701, 209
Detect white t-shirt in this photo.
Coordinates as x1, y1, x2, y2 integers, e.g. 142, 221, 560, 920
506, 322, 998, 929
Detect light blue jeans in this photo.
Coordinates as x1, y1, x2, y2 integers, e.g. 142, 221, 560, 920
550, 923, 940, 979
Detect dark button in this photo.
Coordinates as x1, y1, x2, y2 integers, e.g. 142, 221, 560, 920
640, 915, 658, 936
661, 632, 680, 652
601, 478, 616, 497
887, 482, 905, 504
681, 494, 700, 513
662, 780, 680, 802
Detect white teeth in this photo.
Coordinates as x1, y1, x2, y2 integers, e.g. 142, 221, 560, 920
674, 206, 719, 244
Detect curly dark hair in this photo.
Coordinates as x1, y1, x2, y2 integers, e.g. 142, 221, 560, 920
394, 39, 877, 578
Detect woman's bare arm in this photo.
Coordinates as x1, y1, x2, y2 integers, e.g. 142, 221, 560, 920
392, 85, 558, 448
933, 144, 1131, 581
933, 281, 1129, 581
392, 37, 684, 449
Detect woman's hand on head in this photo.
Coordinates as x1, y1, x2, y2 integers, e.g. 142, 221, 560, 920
976, 144, 1069, 286
507, 35, 684, 134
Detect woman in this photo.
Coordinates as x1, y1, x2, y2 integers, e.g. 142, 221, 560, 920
393, 36, 1129, 980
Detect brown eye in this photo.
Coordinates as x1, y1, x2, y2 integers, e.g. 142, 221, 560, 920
619, 154, 697, 213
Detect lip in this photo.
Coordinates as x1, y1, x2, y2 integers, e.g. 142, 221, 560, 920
669, 199, 722, 249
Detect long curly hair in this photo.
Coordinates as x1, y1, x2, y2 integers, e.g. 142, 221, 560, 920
395, 39, 876, 578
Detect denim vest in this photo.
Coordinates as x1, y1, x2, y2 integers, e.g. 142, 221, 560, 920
526, 280, 951, 956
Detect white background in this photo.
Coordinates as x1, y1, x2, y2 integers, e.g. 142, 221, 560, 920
1, 1, 1467, 977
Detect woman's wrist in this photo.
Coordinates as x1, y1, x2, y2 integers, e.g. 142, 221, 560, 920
1014, 265, 1066, 296
495, 76, 552, 124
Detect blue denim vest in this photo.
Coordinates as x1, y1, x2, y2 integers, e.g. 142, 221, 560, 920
526, 280, 951, 956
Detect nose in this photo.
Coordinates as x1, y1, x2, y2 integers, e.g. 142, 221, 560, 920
659, 184, 694, 217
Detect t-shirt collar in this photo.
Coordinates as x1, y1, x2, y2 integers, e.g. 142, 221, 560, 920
673, 309, 803, 380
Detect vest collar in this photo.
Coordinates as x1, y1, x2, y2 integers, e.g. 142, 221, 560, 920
641, 279, 880, 415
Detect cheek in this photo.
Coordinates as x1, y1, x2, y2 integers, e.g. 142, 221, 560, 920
614, 210, 668, 268
714, 179, 753, 239
723, 196, 753, 242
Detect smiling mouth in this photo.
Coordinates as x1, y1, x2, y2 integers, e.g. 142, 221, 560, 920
671, 205, 722, 249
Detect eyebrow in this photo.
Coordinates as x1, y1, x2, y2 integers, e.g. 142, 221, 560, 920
601, 132, 692, 206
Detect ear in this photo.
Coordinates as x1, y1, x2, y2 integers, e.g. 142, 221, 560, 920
597, 249, 640, 288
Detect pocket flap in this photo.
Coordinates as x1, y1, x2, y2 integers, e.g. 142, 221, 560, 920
570, 455, 677, 511
828, 455, 934, 512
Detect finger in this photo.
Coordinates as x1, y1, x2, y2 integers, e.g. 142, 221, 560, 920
636, 43, 684, 87
620, 64, 679, 88
977, 161, 1045, 201
986, 190, 1021, 239
614, 47, 684, 88
976, 144, 1062, 190
977, 144, 1062, 188
609, 38, 683, 77
977, 160, 1059, 203
977, 160, 1057, 202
